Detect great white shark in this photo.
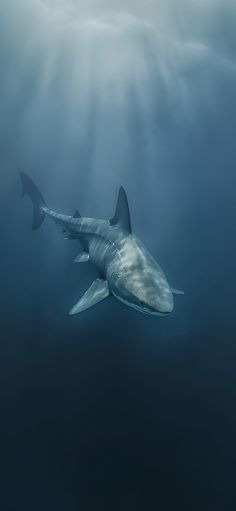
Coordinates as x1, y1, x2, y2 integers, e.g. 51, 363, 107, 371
21, 172, 183, 316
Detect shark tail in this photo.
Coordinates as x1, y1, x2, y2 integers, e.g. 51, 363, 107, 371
20, 172, 47, 230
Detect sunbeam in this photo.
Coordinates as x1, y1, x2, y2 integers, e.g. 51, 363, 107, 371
1, 0, 236, 230
1, 1, 236, 510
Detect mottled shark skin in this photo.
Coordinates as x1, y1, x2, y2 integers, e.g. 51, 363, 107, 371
21, 172, 183, 316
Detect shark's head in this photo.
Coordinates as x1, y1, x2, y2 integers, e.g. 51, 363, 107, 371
110, 267, 173, 316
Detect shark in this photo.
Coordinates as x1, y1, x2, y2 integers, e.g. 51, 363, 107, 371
21, 172, 183, 316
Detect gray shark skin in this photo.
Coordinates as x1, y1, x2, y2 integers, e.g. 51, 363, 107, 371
20, 172, 183, 316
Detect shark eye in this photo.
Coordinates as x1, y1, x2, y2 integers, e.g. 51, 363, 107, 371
140, 301, 144, 308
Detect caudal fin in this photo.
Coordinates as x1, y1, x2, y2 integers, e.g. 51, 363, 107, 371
20, 172, 47, 230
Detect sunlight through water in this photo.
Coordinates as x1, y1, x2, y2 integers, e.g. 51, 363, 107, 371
1, 0, 235, 241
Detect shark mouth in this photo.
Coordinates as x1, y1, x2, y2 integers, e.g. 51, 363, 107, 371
112, 292, 170, 316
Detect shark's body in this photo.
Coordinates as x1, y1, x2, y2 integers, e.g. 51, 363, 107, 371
21, 172, 183, 316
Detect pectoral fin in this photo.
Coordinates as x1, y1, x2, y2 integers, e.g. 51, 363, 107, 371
74, 252, 89, 263
69, 279, 110, 315
171, 288, 184, 295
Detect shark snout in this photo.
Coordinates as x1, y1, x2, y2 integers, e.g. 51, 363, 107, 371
156, 301, 173, 315
159, 294, 174, 314
110, 268, 174, 317
145, 289, 174, 315
144, 299, 173, 316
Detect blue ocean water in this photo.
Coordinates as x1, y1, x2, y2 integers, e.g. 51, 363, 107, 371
0, 1, 236, 509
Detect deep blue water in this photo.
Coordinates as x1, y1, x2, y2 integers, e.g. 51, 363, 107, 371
1, 1, 236, 509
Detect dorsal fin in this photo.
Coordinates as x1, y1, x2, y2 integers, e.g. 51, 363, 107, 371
110, 186, 131, 234
73, 209, 80, 218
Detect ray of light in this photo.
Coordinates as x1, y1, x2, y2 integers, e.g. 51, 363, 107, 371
1, 0, 236, 248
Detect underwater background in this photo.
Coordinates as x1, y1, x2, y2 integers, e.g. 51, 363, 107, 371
0, 1, 236, 509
